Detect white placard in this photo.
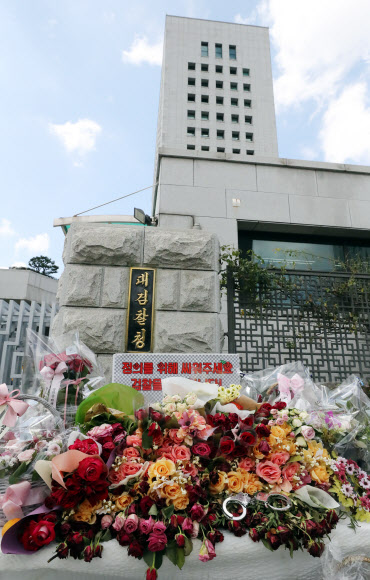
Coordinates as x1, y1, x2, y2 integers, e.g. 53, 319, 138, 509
112, 353, 241, 405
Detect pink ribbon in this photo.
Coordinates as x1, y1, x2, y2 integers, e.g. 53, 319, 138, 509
0, 481, 47, 521
0, 384, 29, 427
277, 373, 305, 403
40, 362, 67, 407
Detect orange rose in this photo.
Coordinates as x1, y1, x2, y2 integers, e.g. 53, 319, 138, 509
72, 499, 102, 524
239, 470, 263, 495
310, 465, 329, 485
172, 495, 189, 510
253, 443, 265, 460
115, 493, 133, 510
227, 471, 244, 494
148, 458, 176, 480
163, 483, 182, 500
209, 471, 228, 495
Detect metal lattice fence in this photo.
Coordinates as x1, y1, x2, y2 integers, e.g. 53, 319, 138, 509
227, 270, 370, 383
0, 299, 58, 388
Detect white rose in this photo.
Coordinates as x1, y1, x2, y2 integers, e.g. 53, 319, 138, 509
176, 403, 187, 413
292, 418, 302, 428
164, 403, 176, 413
185, 393, 198, 406
299, 411, 309, 421
171, 395, 182, 403
163, 396, 172, 404
295, 436, 307, 447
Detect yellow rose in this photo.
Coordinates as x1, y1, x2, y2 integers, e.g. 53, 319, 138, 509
148, 458, 176, 480
115, 492, 133, 510
163, 483, 182, 500
209, 471, 228, 495
253, 443, 265, 460
310, 465, 329, 485
239, 470, 263, 495
227, 471, 244, 494
72, 499, 102, 524
172, 495, 189, 510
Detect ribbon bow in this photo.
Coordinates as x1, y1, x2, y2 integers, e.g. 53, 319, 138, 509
0, 384, 29, 427
40, 361, 67, 407
277, 373, 304, 403
0, 481, 47, 521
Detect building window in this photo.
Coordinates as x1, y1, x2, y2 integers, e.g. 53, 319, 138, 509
216, 96, 224, 105
245, 115, 252, 124
201, 145, 209, 151
232, 131, 240, 140
201, 111, 209, 120
217, 147, 225, 152
232, 148, 240, 154
245, 132, 253, 141
231, 114, 239, 123
230, 82, 238, 91
244, 99, 251, 107
231, 98, 238, 106
216, 112, 224, 121
243, 68, 250, 76
188, 93, 195, 102
201, 128, 209, 138
201, 63, 209, 72
246, 149, 254, 155
201, 41, 208, 57
217, 130, 225, 139
188, 62, 196, 70
188, 77, 195, 86
187, 127, 195, 136
215, 65, 223, 73
243, 83, 251, 91
201, 78, 209, 87
216, 80, 223, 89
230, 67, 237, 75
229, 45, 236, 60
187, 144, 195, 150
187, 110, 196, 119
201, 94, 209, 103
215, 43, 222, 58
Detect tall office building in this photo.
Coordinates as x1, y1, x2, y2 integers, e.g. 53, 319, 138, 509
155, 15, 278, 165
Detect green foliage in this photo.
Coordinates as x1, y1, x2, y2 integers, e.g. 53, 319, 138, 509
28, 255, 59, 277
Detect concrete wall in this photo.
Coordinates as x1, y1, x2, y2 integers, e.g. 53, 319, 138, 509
52, 224, 224, 381
0, 269, 58, 304
154, 151, 370, 241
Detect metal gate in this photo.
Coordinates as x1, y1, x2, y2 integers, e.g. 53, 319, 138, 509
226, 269, 370, 383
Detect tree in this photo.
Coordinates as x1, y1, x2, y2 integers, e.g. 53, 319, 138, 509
28, 256, 59, 277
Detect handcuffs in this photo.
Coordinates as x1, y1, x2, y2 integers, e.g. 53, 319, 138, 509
222, 492, 292, 521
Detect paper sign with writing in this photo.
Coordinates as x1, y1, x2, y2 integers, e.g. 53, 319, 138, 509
126, 268, 155, 353
112, 353, 241, 405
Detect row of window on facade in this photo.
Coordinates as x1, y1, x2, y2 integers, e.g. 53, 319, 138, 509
188, 62, 249, 76
200, 42, 237, 60
188, 94, 251, 107
187, 110, 252, 124
188, 78, 250, 91
187, 144, 255, 155
187, 128, 253, 141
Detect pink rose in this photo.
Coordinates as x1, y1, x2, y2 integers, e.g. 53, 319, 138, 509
101, 515, 113, 529
108, 468, 123, 484
120, 462, 142, 477
199, 539, 216, 562
256, 460, 281, 484
126, 435, 142, 447
123, 447, 140, 459
270, 451, 290, 466
147, 531, 168, 552
182, 462, 198, 477
181, 517, 194, 533
139, 517, 154, 535
153, 520, 167, 534
239, 457, 255, 471
17, 449, 35, 462
301, 426, 315, 440
168, 429, 184, 444
171, 445, 191, 463
112, 515, 126, 531
87, 424, 113, 439
124, 514, 139, 534
191, 521, 199, 538
282, 462, 301, 482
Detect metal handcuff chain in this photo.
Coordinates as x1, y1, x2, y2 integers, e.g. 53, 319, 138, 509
222, 492, 292, 521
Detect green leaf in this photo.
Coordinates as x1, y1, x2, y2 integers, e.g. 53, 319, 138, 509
148, 504, 158, 516
9, 461, 29, 484
161, 504, 174, 519
100, 529, 112, 542
142, 430, 153, 449
261, 538, 274, 552
165, 542, 177, 566
183, 537, 193, 557
176, 547, 185, 570
143, 550, 154, 568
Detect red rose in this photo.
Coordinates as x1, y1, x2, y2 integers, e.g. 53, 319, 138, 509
219, 436, 235, 455
192, 442, 212, 457
69, 438, 99, 455
176, 533, 185, 547
128, 540, 144, 558
83, 545, 93, 562
256, 403, 272, 417
140, 496, 155, 516
266, 531, 281, 550
77, 457, 105, 482
239, 431, 257, 446
249, 528, 260, 542
239, 416, 254, 430
21, 518, 56, 551
147, 531, 168, 552
190, 503, 207, 522
146, 569, 157, 580
148, 422, 161, 438
258, 440, 270, 455
273, 402, 287, 410
307, 540, 324, 557
255, 424, 271, 438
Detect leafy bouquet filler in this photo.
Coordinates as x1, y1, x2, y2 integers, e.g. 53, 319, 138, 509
1, 359, 370, 579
